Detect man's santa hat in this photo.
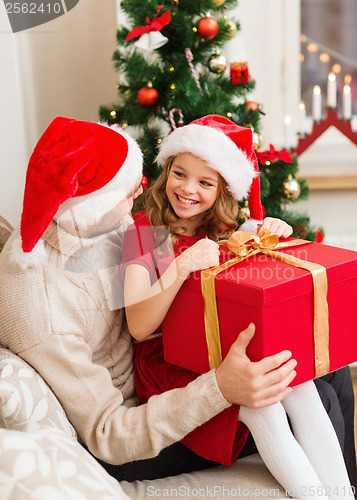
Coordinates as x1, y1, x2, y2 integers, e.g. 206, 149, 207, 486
156, 114, 263, 229
13, 116, 143, 268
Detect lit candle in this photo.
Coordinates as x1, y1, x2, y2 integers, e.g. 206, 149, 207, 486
298, 101, 306, 135
312, 85, 322, 121
284, 115, 293, 150
327, 72, 337, 108
343, 84, 352, 120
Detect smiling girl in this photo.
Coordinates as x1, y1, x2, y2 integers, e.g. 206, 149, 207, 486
121, 115, 353, 499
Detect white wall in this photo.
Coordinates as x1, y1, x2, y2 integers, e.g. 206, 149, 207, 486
230, 0, 301, 148
0, 0, 118, 226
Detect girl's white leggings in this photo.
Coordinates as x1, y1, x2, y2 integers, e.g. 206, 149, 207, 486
238, 380, 354, 500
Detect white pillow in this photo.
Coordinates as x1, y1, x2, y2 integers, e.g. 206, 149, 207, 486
0, 348, 75, 437
0, 428, 130, 500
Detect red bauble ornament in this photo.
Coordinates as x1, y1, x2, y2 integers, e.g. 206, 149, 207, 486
141, 175, 149, 190
197, 17, 219, 39
137, 86, 159, 107
246, 100, 259, 111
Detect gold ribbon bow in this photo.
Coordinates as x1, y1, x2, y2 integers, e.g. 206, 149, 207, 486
201, 229, 330, 378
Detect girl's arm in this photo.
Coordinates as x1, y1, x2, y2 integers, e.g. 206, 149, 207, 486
124, 238, 220, 341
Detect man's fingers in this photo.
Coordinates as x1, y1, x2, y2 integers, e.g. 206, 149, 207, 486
233, 323, 256, 352
255, 386, 294, 408
257, 349, 294, 374
249, 369, 297, 408
263, 358, 297, 386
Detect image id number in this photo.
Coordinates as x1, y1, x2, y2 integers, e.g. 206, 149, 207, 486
5, 3, 62, 15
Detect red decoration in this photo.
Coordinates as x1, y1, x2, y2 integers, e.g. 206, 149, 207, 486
245, 100, 266, 116
141, 175, 149, 190
137, 86, 159, 107
197, 17, 219, 39
163, 240, 357, 386
230, 62, 249, 85
293, 109, 357, 157
245, 100, 259, 111
315, 230, 324, 243
256, 144, 293, 165
125, 6, 171, 42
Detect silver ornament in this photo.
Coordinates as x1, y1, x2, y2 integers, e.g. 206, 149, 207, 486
208, 53, 228, 74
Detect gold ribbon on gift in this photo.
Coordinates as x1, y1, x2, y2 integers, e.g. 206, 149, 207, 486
201, 229, 330, 378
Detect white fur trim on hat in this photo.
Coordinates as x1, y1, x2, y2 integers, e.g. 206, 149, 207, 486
156, 124, 256, 201
98, 123, 143, 198
238, 218, 262, 233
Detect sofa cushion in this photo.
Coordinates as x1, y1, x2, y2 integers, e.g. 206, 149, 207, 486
0, 348, 76, 437
121, 454, 292, 500
0, 215, 13, 252
0, 428, 130, 500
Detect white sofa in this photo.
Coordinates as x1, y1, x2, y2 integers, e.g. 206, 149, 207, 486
0, 216, 291, 500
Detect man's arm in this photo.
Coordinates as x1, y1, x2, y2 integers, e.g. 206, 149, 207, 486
20, 324, 296, 465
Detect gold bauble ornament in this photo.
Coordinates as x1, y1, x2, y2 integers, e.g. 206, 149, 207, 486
239, 201, 250, 220
223, 19, 237, 40
208, 53, 228, 74
283, 175, 301, 199
212, 0, 226, 5
252, 132, 264, 150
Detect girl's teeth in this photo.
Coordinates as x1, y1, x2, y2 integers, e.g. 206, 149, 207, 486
177, 195, 197, 205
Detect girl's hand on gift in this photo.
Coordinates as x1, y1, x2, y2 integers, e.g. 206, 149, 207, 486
176, 238, 220, 277
215, 323, 297, 408
260, 217, 293, 239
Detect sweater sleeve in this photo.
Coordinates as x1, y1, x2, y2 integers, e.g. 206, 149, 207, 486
20, 334, 230, 465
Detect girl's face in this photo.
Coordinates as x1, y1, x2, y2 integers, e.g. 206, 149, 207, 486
165, 153, 219, 228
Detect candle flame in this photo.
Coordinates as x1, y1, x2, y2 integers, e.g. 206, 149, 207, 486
313, 85, 321, 96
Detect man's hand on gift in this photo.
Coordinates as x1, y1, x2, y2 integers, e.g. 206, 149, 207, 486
258, 217, 293, 239
215, 323, 297, 408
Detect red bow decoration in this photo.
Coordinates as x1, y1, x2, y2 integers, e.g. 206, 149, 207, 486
125, 6, 171, 42
256, 144, 293, 164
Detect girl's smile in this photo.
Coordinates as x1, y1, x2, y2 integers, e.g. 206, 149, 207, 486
175, 194, 199, 206
166, 152, 219, 231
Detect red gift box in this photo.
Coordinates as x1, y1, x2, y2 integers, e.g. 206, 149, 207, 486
162, 238, 357, 386
230, 62, 249, 85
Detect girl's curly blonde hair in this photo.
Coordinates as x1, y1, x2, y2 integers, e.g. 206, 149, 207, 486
143, 156, 239, 244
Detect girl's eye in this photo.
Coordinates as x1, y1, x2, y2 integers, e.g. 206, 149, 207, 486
200, 180, 213, 187
173, 171, 185, 178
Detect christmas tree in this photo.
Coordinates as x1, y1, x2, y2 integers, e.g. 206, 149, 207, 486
100, 0, 323, 241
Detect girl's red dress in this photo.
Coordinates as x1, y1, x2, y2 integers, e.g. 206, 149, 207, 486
121, 212, 249, 466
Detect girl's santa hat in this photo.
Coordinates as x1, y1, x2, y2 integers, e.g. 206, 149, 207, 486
156, 114, 263, 230
13, 116, 143, 268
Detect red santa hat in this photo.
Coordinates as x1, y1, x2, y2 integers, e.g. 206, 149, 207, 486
19, 116, 143, 257
156, 114, 263, 225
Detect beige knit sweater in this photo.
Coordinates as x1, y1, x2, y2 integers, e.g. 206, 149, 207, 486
0, 221, 230, 465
